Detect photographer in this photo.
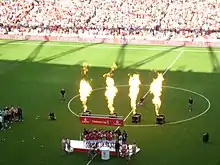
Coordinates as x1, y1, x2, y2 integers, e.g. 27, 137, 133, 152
48, 112, 56, 120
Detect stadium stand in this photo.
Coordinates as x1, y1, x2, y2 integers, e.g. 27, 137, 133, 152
0, 0, 220, 40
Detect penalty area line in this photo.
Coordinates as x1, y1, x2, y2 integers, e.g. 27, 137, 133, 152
114, 51, 184, 131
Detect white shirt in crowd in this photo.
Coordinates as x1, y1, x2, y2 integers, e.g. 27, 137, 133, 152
0, 116, 2, 123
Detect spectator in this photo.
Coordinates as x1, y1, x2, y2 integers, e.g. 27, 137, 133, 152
0, 0, 219, 39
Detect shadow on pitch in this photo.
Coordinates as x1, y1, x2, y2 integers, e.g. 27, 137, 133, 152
208, 46, 220, 72
116, 43, 127, 68
0, 39, 27, 47
125, 45, 184, 69
0, 41, 47, 75
39, 42, 102, 63
25, 41, 48, 62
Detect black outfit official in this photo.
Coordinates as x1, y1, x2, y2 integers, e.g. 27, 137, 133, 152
18, 107, 23, 121
138, 97, 144, 106
188, 97, 193, 111
140, 98, 144, 103
115, 141, 120, 157
60, 89, 66, 101
122, 131, 128, 142
203, 133, 209, 143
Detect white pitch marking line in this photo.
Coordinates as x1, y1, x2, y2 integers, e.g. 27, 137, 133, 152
1, 41, 220, 53
143, 51, 184, 98
67, 94, 80, 117
67, 85, 211, 127
86, 153, 97, 165
124, 85, 211, 127
114, 51, 184, 131
67, 85, 130, 118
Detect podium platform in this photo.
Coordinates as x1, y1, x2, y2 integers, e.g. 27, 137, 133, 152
65, 140, 140, 156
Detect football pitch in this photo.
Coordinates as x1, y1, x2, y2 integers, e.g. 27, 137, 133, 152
0, 40, 220, 165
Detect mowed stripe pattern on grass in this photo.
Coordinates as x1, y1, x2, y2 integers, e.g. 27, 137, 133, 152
0, 41, 219, 165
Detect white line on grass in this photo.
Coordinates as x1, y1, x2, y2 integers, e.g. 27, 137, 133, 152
143, 51, 184, 98
86, 153, 97, 165
125, 85, 211, 127
1, 41, 220, 53
68, 84, 211, 127
114, 51, 184, 131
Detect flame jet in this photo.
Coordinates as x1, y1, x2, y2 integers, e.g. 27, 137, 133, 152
79, 63, 92, 112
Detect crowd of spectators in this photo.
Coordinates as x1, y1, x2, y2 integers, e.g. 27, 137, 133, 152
0, 0, 220, 39
0, 106, 23, 130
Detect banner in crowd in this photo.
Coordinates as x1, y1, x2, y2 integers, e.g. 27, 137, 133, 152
0, 34, 220, 47
80, 115, 124, 127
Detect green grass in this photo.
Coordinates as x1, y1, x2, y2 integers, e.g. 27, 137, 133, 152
0, 40, 220, 165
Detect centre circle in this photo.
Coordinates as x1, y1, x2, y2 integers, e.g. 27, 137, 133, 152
68, 85, 211, 127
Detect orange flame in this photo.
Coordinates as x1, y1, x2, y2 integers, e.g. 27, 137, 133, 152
103, 63, 118, 114
129, 74, 141, 114
150, 73, 164, 116
79, 63, 92, 112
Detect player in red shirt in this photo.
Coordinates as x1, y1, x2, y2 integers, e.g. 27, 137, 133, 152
103, 132, 106, 140
121, 143, 127, 158
105, 132, 111, 147
109, 132, 114, 148
98, 132, 101, 140
91, 134, 95, 141
94, 133, 99, 141
106, 132, 111, 141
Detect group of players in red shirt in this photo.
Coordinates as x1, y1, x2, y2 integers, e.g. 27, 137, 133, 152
83, 129, 118, 142
82, 129, 120, 149
82, 128, 136, 161
60, 128, 136, 164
